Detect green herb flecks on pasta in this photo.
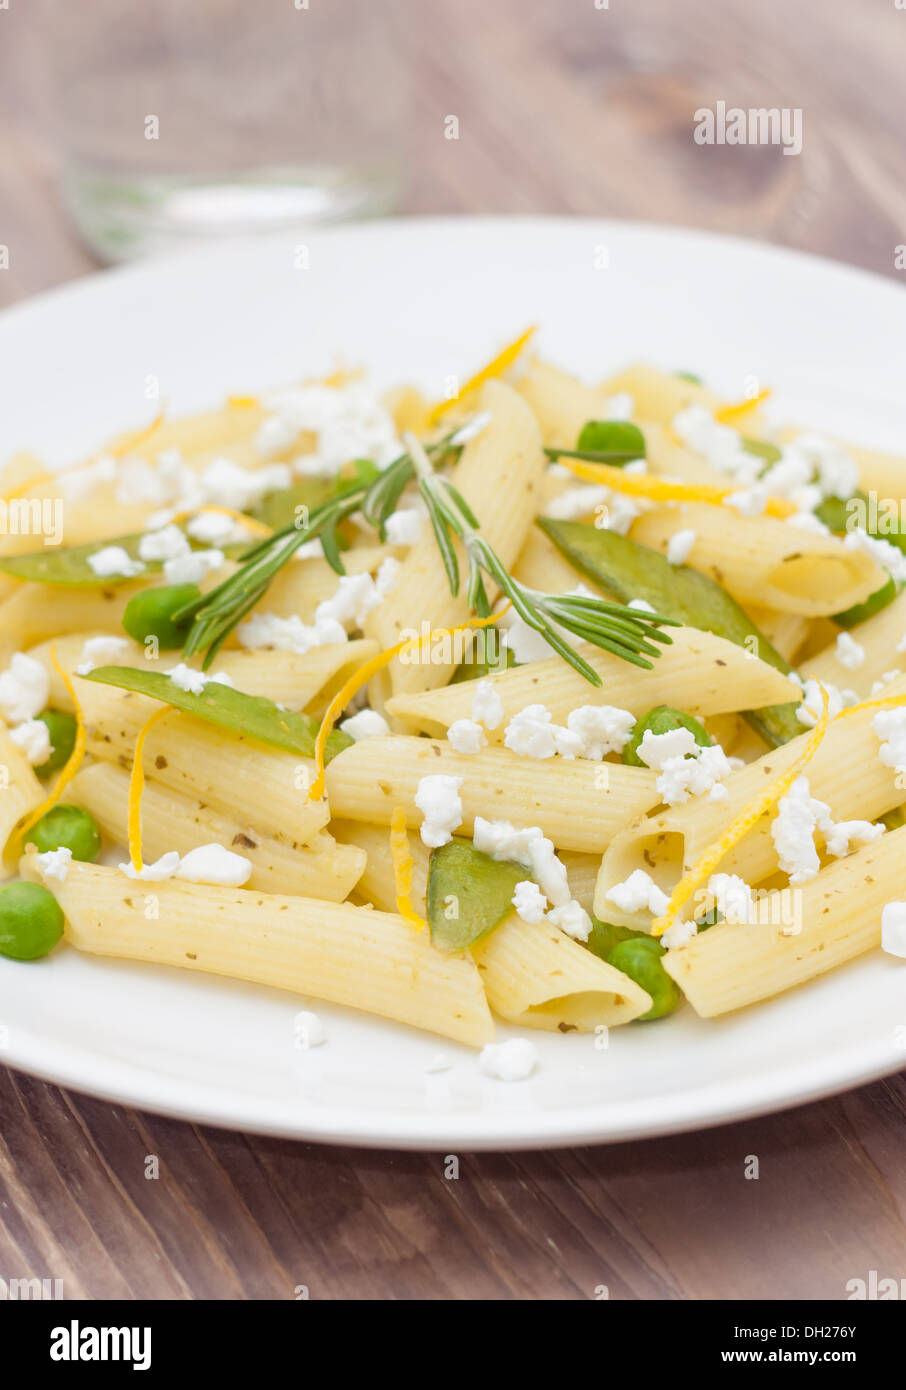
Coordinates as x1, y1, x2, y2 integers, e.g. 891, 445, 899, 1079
83, 665, 352, 761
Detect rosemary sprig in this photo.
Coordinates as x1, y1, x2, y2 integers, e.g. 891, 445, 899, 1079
402, 432, 678, 684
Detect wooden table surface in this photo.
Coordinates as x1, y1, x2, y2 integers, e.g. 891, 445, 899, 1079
1, 0, 905, 1300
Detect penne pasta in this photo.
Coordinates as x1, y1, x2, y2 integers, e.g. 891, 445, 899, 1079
21, 854, 494, 1046
0, 723, 45, 877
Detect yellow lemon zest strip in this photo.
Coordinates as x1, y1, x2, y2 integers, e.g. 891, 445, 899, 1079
714, 388, 772, 424
127, 705, 174, 872
650, 683, 831, 939
555, 456, 797, 519
390, 805, 426, 930
308, 607, 508, 802
227, 394, 259, 409
426, 326, 536, 425
13, 647, 88, 855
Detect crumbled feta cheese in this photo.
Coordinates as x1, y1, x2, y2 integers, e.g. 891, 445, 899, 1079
0, 652, 50, 724
75, 634, 130, 676
512, 879, 548, 924
881, 901, 906, 958
384, 508, 423, 545
339, 708, 390, 741
472, 817, 571, 908
174, 843, 253, 886
293, 1010, 326, 1048
628, 597, 656, 613
823, 818, 885, 857
115, 457, 171, 507
138, 524, 189, 563
58, 454, 118, 502
9, 718, 51, 765
500, 611, 557, 664
786, 511, 831, 535
870, 670, 902, 696
605, 392, 634, 420
186, 510, 250, 546
163, 547, 224, 586
708, 872, 755, 924
636, 727, 699, 770
447, 718, 487, 754
660, 916, 697, 950
726, 484, 768, 517
256, 382, 401, 473
471, 679, 503, 731
843, 528, 906, 584
873, 707, 906, 775
546, 484, 612, 521
566, 704, 635, 759
237, 612, 347, 654
656, 743, 734, 806
86, 545, 145, 579
771, 775, 830, 883
479, 1038, 538, 1081
672, 405, 761, 485
315, 571, 385, 630
119, 850, 182, 881
375, 555, 401, 598
596, 492, 641, 535
792, 674, 857, 727
790, 434, 860, 502
199, 457, 291, 511
605, 868, 670, 917
504, 704, 582, 759
546, 899, 592, 942
165, 662, 209, 696
667, 528, 697, 565
835, 631, 865, 670
415, 774, 463, 848
36, 845, 72, 884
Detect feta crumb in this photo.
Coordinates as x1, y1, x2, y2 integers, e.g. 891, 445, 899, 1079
881, 901, 906, 958
138, 524, 189, 563
257, 381, 401, 473
636, 727, 699, 770
164, 662, 209, 695
471, 679, 503, 731
771, 775, 829, 883
501, 611, 557, 664
186, 510, 250, 546
415, 774, 463, 848
835, 631, 865, 671
546, 899, 592, 942
237, 612, 347, 654
565, 704, 635, 759
843, 528, 906, 585
0, 652, 50, 724
660, 916, 698, 950
726, 484, 768, 517
9, 718, 51, 765
163, 547, 224, 586
787, 511, 831, 535
447, 718, 487, 754
199, 457, 292, 511
628, 597, 656, 613
504, 704, 581, 759
36, 846, 73, 884
873, 707, 906, 775
870, 670, 902, 696
315, 571, 385, 630
672, 405, 761, 485
512, 879, 548, 924
655, 743, 734, 807
375, 555, 401, 598
823, 819, 885, 857
119, 850, 181, 881
546, 484, 612, 521
667, 528, 697, 565
174, 843, 253, 886
472, 817, 571, 908
339, 708, 390, 741
708, 872, 755, 924
479, 1039, 538, 1081
293, 1010, 326, 1048
605, 868, 670, 917
792, 674, 856, 727
86, 545, 145, 579
75, 634, 130, 676
384, 508, 423, 546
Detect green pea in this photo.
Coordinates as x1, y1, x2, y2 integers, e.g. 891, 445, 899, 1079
585, 917, 647, 961
607, 937, 682, 1020
0, 881, 64, 960
622, 705, 711, 767
33, 710, 77, 780
27, 804, 101, 863
122, 583, 201, 650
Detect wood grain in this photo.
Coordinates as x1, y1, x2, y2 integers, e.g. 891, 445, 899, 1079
1, 0, 905, 1300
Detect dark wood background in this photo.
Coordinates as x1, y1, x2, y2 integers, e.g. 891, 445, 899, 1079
1, 0, 905, 1299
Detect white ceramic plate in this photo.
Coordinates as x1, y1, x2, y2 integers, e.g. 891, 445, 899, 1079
2, 217, 905, 1149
